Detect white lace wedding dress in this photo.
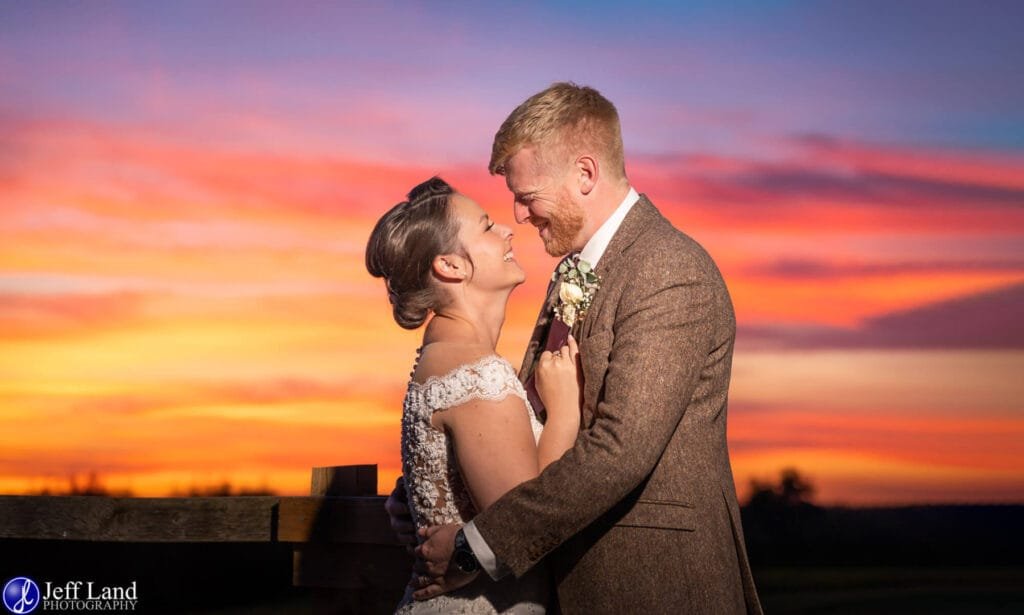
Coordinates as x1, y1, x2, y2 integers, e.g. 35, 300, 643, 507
394, 353, 549, 614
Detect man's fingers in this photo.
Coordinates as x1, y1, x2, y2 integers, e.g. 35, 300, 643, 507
407, 573, 435, 591
412, 570, 478, 601
413, 582, 444, 601
417, 535, 432, 557
411, 559, 438, 577
415, 544, 448, 576
423, 558, 447, 577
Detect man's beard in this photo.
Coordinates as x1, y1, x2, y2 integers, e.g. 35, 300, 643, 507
542, 193, 585, 256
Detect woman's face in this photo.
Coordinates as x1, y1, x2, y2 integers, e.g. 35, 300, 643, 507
450, 193, 525, 291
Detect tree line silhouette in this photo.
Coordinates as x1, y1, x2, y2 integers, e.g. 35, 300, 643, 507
26, 472, 276, 497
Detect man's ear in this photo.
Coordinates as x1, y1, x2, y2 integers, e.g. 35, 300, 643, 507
432, 253, 467, 282
576, 155, 598, 196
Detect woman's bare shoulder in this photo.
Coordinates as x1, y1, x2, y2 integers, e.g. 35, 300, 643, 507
412, 341, 503, 384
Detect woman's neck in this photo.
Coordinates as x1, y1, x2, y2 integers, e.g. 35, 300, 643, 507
424, 290, 509, 350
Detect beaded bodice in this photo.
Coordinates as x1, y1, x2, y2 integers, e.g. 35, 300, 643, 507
401, 353, 543, 530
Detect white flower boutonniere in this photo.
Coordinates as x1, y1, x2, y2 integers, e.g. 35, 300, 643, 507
553, 255, 601, 328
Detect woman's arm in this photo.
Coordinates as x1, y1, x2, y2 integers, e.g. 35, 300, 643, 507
438, 395, 540, 512
534, 335, 582, 469
411, 343, 584, 600
435, 338, 582, 512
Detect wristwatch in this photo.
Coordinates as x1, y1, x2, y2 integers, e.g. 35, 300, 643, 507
453, 527, 481, 573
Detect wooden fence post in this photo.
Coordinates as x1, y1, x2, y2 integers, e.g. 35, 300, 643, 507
292, 465, 410, 614
310, 464, 378, 497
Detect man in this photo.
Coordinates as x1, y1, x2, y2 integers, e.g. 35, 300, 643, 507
407, 82, 762, 613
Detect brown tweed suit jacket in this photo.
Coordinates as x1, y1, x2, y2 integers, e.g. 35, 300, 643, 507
475, 196, 763, 614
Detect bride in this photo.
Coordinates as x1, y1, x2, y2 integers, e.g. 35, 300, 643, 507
366, 177, 581, 613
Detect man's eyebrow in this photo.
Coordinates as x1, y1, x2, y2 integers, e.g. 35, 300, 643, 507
514, 191, 535, 200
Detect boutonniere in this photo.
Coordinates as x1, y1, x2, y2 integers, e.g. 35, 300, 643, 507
553, 255, 601, 328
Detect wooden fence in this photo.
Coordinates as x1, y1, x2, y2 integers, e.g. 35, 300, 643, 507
0, 464, 410, 613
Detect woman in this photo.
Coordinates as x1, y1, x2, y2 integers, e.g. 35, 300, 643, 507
366, 177, 581, 613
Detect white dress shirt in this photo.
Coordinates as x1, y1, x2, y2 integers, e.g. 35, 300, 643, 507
463, 186, 640, 579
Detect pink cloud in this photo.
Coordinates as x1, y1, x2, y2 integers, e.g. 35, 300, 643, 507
739, 282, 1024, 350
631, 135, 1024, 234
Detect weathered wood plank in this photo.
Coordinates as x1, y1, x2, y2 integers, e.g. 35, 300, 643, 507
277, 496, 400, 545
0, 494, 402, 545
0, 495, 280, 542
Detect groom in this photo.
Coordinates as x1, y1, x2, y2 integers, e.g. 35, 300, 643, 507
413, 83, 762, 613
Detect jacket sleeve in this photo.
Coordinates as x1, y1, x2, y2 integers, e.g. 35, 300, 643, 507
473, 246, 724, 577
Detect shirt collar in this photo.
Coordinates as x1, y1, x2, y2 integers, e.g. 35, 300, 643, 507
578, 187, 639, 268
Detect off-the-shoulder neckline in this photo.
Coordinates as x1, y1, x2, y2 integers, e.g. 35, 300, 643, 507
408, 354, 513, 390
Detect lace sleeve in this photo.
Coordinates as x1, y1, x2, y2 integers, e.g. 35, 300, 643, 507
419, 355, 526, 412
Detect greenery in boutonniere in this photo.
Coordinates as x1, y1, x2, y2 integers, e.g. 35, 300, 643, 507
553, 255, 601, 328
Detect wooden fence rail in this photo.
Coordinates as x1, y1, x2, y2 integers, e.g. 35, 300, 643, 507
0, 464, 410, 613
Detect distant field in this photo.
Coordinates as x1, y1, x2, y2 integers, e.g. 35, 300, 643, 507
756, 567, 1024, 614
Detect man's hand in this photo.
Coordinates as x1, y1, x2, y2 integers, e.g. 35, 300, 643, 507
385, 476, 416, 553
412, 523, 478, 600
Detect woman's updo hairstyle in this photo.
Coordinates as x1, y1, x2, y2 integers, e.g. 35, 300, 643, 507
365, 177, 461, 329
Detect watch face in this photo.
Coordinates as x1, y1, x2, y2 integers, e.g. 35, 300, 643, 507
455, 549, 479, 573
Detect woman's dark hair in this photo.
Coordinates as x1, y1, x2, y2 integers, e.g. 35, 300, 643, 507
365, 177, 461, 329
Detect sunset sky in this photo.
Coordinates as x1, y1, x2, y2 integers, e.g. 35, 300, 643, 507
2, 2, 1022, 505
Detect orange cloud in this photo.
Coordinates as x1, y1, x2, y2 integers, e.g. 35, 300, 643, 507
730, 408, 1024, 471
0, 292, 149, 339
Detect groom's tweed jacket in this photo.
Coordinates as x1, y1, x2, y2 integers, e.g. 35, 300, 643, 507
475, 197, 763, 614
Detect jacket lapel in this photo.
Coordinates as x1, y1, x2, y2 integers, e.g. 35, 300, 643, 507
579, 195, 659, 339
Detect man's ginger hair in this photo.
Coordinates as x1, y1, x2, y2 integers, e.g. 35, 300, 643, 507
488, 82, 625, 179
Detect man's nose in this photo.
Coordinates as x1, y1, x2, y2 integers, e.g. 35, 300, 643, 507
513, 201, 529, 225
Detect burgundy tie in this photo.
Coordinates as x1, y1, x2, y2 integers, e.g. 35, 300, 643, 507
524, 256, 575, 421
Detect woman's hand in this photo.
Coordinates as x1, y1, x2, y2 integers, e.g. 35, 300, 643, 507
535, 334, 582, 425
385, 476, 417, 554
